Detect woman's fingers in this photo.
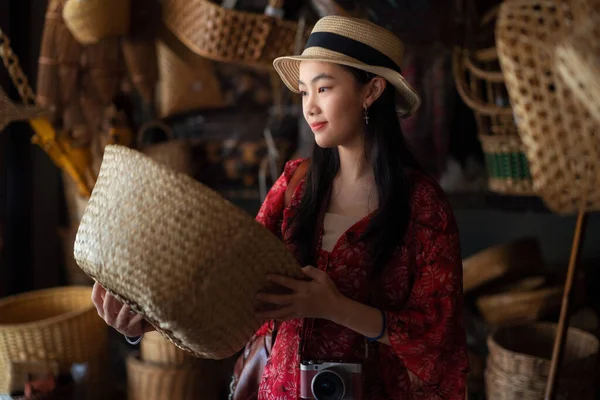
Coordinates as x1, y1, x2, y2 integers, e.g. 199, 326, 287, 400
91, 283, 106, 318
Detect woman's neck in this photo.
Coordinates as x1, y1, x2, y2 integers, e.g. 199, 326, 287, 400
337, 142, 372, 182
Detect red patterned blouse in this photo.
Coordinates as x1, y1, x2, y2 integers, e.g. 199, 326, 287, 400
254, 159, 469, 400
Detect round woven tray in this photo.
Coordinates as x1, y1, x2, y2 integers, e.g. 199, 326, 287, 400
462, 238, 543, 293
0, 287, 108, 393
487, 322, 599, 378
476, 285, 563, 326
141, 331, 200, 366
74, 145, 302, 360
126, 353, 222, 400
497, 0, 600, 214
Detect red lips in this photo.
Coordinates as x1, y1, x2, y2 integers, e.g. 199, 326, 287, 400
310, 122, 327, 131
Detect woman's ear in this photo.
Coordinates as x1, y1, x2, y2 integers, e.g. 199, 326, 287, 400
363, 76, 387, 108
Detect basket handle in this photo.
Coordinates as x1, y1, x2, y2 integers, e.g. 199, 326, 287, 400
452, 48, 514, 116
137, 120, 175, 147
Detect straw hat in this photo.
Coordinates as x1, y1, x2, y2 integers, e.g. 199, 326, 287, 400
74, 145, 302, 359
273, 16, 421, 116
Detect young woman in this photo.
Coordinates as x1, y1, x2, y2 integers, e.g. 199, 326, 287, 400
92, 15, 469, 400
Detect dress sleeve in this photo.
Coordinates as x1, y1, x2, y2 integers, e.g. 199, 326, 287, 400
381, 176, 469, 400
255, 158, 306, 239
252, 158, 306, 338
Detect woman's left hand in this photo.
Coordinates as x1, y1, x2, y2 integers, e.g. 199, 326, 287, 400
255, 266, 345, 321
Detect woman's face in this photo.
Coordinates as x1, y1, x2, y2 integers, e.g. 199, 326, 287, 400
298, 61, 366, 149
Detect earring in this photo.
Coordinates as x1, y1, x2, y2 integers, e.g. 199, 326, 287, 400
364, 106, 369, 125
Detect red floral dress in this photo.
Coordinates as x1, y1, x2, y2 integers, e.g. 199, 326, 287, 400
254, 159, 469, 400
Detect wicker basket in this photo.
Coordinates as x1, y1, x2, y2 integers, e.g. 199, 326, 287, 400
156, 26, 227, 118
485, 323, 599, 399
462, 238, 543, 293
126, 353, 223, 400
0, 287, 108, 393
453, 46, 534, 195
555, 16, 600, 125
161, 0, 312, 69
74, 145, 303, 359
496, 0, 600, 214
476, 285, 563, 326
140, 331, 200, 366
62, 0, 130, 45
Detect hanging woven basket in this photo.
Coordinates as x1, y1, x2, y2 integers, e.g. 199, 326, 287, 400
74, 145, 302, 359
496, 0, 600, 214
161, 0, 311, 69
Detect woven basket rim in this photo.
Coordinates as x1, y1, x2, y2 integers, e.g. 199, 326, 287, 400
0, 286, 94, 329
487, 322, 600, 364
477, 284, 563, 304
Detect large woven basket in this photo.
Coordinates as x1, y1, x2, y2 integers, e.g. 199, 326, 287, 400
73, 145, 302, 359
126, 353, 223, 400
485, 323, 599, 399
462, 237, 543, 293
161, 0, 311, 69
496, 0, 600, 214
0, 287, 108, 393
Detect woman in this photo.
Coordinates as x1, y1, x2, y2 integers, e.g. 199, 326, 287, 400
92, 16, 469, 399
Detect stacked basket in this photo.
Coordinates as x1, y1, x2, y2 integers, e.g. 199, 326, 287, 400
127, 331, 231, 400
485, 323, 599, 399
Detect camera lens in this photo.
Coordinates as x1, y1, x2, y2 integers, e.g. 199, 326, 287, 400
312, 370, 345, 400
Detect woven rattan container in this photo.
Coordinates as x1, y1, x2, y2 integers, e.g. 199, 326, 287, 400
0, 287, 108, 394
497, 0, 600, 214
141, 331, 200, 366
476, 285, 563, 326
74, 145, 302, 359
161, 0, 311, 69
453, 44, 533, 195
462, 238, 543, 293
126, 353, 222, 400
485, 323, 599, 399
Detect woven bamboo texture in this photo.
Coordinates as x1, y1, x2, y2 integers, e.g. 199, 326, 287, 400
462, 238, 543, 293
485, 323, 599, 399
73, 145, 303, 359
141, 331, 199, 366
62, 0, 129, 45
476, 285, 563, 326
137, 120, 194, 176
496, 0, 600, 214
480, 134, 533, 195
162, 0, 312, 69
0, 287, 108, 393
555, 8, 600, 125
127, 353, 223, 400
156, 27, 226, 118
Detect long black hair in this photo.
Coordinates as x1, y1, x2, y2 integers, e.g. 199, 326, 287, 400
288, 66, 422, 277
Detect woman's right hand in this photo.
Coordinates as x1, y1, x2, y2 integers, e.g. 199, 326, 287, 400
91, 282, 155, 337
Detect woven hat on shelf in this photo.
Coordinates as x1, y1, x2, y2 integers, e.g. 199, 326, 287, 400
74, 145, 302, 360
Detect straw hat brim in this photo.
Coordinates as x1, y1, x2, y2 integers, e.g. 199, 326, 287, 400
273, 50, 421, 117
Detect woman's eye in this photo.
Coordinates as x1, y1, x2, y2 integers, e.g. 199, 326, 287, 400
300, 90, 308, 96
318, 87, 329, 93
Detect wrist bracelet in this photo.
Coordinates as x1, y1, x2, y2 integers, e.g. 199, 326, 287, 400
366, 309, 386, 342
125, 334, 143, 345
